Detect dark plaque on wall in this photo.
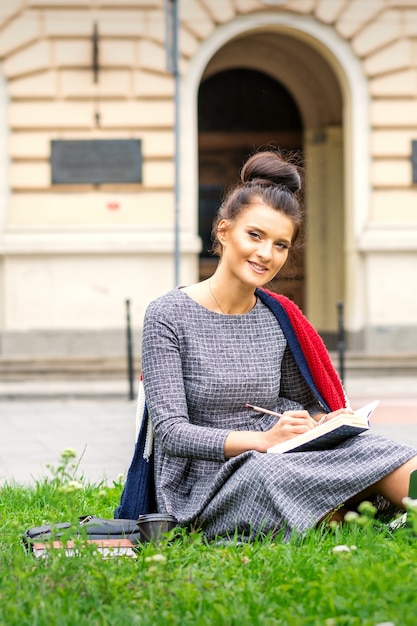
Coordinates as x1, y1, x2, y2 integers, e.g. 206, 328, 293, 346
51, 139, 142, 185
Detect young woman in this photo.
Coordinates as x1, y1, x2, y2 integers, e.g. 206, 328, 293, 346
125, 151, 417, 540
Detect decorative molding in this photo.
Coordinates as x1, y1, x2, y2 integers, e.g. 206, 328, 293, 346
0, 230, 201, 256
0, 63, 9, 235
358, 226, 417, 252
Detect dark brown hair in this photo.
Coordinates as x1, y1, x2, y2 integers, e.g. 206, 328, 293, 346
211, 150, 303, 256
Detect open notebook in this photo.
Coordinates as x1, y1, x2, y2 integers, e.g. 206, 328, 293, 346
267, 401, 380, 454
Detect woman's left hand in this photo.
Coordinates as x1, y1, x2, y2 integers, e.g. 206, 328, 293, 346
315, 407, 355, 424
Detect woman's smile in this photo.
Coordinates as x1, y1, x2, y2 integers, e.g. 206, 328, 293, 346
248, 260, 268, 274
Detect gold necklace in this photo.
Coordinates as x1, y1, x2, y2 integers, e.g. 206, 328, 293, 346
208, 279, 225, 313
208, 279, 256, 314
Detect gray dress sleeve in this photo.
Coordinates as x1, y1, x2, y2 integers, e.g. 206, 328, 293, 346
141, 302, 231, 462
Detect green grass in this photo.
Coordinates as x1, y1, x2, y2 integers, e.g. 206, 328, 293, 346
1, 451, 417, 626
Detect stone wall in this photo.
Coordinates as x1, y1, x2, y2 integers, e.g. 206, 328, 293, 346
0, 0, 416, 357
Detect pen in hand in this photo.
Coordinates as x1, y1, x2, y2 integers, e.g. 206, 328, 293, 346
245, 403, 284, 419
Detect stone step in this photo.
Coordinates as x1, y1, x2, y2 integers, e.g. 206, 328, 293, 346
329, 353, 417, 376
1, 354, 417, 382
0, 357, 140, 381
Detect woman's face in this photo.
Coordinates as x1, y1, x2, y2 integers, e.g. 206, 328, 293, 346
217, 202, 295, 288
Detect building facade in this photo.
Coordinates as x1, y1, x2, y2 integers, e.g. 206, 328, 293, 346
0, 0, 417, 365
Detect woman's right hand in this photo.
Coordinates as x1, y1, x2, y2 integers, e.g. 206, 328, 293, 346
260, 410, 317, 452
224, 410, 317, 458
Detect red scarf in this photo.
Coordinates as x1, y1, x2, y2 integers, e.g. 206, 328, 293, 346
260, 289, 349, 412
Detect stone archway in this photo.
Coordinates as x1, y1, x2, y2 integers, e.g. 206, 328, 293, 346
196, 30, 343, 342
197, 66, 304, 309
180, 13, 369, 345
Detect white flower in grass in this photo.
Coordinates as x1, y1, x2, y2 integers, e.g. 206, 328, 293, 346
344, 511, 360, 522
332, 544, 351, 553
402, 496, 417, 511
145, 554, 167, 563
375, 622, 395, 626
58, 480, 84, 493
67, 480, 84, 490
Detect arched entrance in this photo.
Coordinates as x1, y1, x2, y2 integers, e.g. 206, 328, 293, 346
198, 67, 304, 309
194, 28, 344, 345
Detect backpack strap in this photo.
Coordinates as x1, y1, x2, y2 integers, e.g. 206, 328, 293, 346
114, 378, 155, 519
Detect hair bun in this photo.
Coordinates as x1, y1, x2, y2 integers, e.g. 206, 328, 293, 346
240, 151, 301, 194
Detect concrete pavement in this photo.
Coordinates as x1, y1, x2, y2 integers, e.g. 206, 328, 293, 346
0, 398, 137, 486
1, 373, 417, 486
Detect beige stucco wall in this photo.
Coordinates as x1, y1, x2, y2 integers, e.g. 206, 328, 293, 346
0, 0, 417, 358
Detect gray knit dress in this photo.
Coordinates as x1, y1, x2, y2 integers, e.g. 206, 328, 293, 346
141, 288, 416, 540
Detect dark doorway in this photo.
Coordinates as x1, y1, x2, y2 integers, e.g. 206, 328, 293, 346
198, 68, 304, 308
